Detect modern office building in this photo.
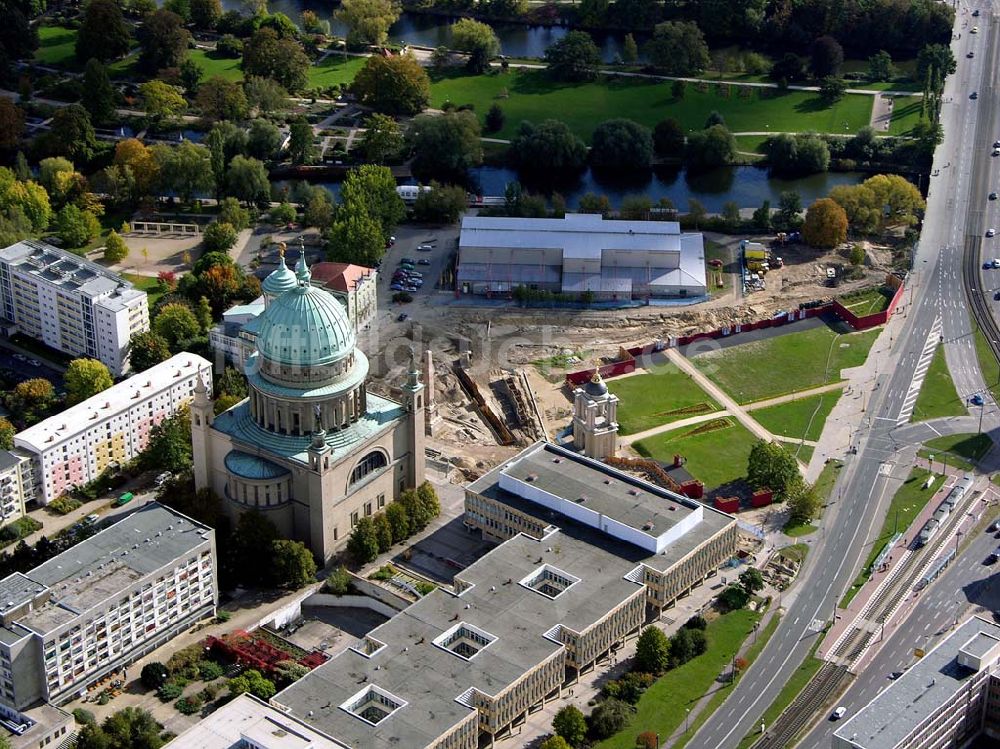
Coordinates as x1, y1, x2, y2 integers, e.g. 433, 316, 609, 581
14, 352, 213, 504
273, 441, 737, 749
0, 451, 35, 524
0, 503, 217, 714
832, 616, 1000, 749
457, 214, 708, 300
166, 694, 348, 749
0, 241, 149, 376
193, 257, 424, 563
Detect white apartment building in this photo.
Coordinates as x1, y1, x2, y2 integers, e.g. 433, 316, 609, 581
14, 352, 213, 504
0, 452, 35, 525
0, 241, 149, 376
207, 298, 265, 369
0, 503, 217, 714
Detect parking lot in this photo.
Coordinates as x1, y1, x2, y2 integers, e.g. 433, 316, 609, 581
0, 342, 65, 390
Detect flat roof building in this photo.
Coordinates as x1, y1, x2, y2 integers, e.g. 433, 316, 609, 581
15, 352, 212, 504
0, 503, 217, 715
0, 241, 149, 376
833, 616, 1000, 749
457, 214, 708, 300
273, 441, 737, 749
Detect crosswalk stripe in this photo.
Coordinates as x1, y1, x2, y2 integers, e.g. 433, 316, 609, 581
896, 317, 943, 425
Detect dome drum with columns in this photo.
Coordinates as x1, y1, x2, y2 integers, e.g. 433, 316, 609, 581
191, 251, 426, 562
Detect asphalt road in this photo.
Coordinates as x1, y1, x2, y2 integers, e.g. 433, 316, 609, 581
687, 4, 1000, 748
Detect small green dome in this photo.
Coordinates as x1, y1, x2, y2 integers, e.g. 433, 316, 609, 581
256, 282, 355, 367
262, 258, 297, 297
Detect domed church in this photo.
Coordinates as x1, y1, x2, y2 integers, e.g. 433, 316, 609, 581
191, 253, 425, 562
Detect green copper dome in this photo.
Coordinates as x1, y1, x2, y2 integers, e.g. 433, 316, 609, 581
255, 282, 356, 367
262, 257, 297, 297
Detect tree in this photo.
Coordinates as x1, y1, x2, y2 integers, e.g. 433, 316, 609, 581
195, 295, 213, 331
417, 482, 440, 519
544, 31, 601, 82
140, 81, 186, 121
55, 204, 100, 248
227, 669, 276, 700
622, 33, 638, 64
114, 139, 159, 198
218, 197, 250, 231
288, 119, 317, 165
359, 113, 404, 164
485, 104, 505, 134
77, 0, 131, 62
164, 0, 191, 22
104, 231, 128, 264
140, 663, 169, 691
868, 50, 894, 82
739, 567, 765, 596
644, 21, 710, 74
190, 0, 222, 28
540, 737, 571, 749
407, 111, 482, 182
685, 124, 735, 170
819, 76, 846, 104
154, 303, 201, 349
347, 516, 379, 563
578, 192, 610, 216
588, 699, 633, 740
196, 77, 249, 121
634, 626, 671, 674
351, 53, 430, 116
243, 28, 311, 92
335, 0, 401, 47
552, 705, 587, 747
206, 121, 248, 192
153, 141, 213, 203
0, 417, 14, 450
326, 205, 385, 266
340, 165, 405, 242
6, 377, 56, 427
916, 43, 956, 93
225, 156, 269, 205
590, 118, 653, 170
752, 200, 772, 231
99, 707, 164, 749
653, 117, 685, 158
770, 52, 805, 83
138, 9, 190, 74
778, 190, 802, 227
787, 477, 822, 524
81, 59, 115, 124
619, 194, 651, 220
47, 105, 97, 162
373, 513, 392, 553
451, 18, 500, 73
247, 119, 282, 161
202, 221, 238, 253
747, 439, 800, 496
397, 487, 432, 531
412, 182, 467, 223
270, 539, 317, 588
0, 101, 24, 154
129, 331, 171, 372
270, 202, 296, 225
304, 190, 335, 229
510, 119, 588, 176
384, 501, 410, 543
803, 197, 848, 248
767, 133, 830, 176
244, 76, 289, 114
326, 566, 352, 595
217, 366, 247, 398
141, 408, 193, 470
810, 35, 844, 78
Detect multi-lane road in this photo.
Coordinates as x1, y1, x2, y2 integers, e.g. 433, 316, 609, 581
687, 3, 1000, 748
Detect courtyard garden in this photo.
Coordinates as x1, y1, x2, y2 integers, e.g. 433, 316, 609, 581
608, 369, 719, 435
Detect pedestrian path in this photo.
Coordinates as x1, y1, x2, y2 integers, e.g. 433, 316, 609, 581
744, 382, 847, 411
896, 316, 944, 425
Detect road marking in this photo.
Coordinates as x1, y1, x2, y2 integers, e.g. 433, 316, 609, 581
897, 317, 945, 425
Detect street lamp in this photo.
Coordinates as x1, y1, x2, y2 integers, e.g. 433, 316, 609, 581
685, 708, 691, 733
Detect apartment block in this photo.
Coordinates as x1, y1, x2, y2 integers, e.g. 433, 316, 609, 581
0, 452, 35, 525
14, 353, 212, 504
0, 503, 217, 715
0, 241, 149, 376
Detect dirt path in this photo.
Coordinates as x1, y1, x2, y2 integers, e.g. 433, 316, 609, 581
744, 382, 847, 411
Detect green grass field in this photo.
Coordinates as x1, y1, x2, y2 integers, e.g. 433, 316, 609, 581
595, 609, 762, 749
920, 433, 993, 472
122, 273, 168, 309
36, 25, 79, 68
887, 95, 926, 136
751, 390, 841, 443
307, 54, 368, 89
841, 467, 939, 606
430, 69, 874, 141
633, 418, 759, 490
974, 323, 1000, 402
690, 325, 880, 404
188, 48, 244, 82
608, 369, 719, 435
779, 441, 814, 467
838, 286, 892, 316
910, 345, 964, 422
783, 458, 841, 535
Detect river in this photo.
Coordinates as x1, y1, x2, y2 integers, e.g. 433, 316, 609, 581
274, 165, 864, 212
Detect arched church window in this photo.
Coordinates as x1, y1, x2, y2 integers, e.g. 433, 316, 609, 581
349, 451, 388, 487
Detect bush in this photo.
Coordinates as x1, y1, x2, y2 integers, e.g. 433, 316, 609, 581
141, 662, 170, 690
0, 516, 42, 543
72, 708, 96, 725
157, 681, 184, 702
216, 35, 243, 57
416, 581, 435, 596
325, 566, 352, 595
197, 660, 225, 681
174, 695, 203, 715
684, 614, 708, 630
200, 682, 222, 702
370, 564, 394, 581
588, 698, 634, 739
216, 610, 232, 623
47, 496, 82, 515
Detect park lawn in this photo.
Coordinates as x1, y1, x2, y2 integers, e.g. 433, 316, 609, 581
733, 134, 769, 154
910, 346, 965, 422
887, 95, 926, 136
837, 286, 892, 316
429, 69, 874, 141
841, 467, 939, 606
920, 433, 993, 472
609, 370, 720, 435
751, 390, 841, 443
779, 441, 814, 467
595, 608, 762, 749
690, 324, 880, 404
633, 418, 759, 490
36, 25, 79, 69
307, 54, 367, 89
122, 273, 168, 310
189, 49, 244, 82
671, 610, 780, 749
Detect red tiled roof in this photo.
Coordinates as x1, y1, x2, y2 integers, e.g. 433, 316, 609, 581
309, 262, 373, 293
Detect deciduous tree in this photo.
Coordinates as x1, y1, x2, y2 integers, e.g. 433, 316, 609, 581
634, 626, 671, 674
590, 118, 653, 170
544, 30, 601, 81
644, 21, 710, 74
65, 359, 113, 406
54, 204, 100, 248
653, 117, 685, 157
138, 9, 190, 73
288, 119, 317, 165
451, 18, 500, 73
412, 182, 467, 223
335, 0, 401, 47
129, 331, 171, 372
552, 705, 587, 747
868, 50, 894, 82
77, 0, 131, 62
269, 539, 317, 588
242, 28, 311, 92
347, 516, 379, 563
359, 113, 403, 165
810, 35, 844, 78
202, 221, 238, 252
47, 105, 97, 162
154, 303, 201, 349
81, 59, 116, 124
802, 197, 848, 247
196, 76, 249, 121
407, 111, 482, 182
326, 204, 385, 266
746, 439, 800, 494
685, 124, 735, 170
140, 81, 187, 121
225, 156, 269, 205
190, 0, 222, 29
351, 53, 430, 116
509, 119, 588, 176
104, 230, 128, 263
247, 119, 282, 160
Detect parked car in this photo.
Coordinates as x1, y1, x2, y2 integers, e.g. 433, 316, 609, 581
990, 192, 998, 200
988, 228, 996, 237
831, 707, 847, 720
417, 244, 433, 251
888, 671, 903, 680
390, 282, 404, 291
969, 51, 975, 58
417, 259, 431, 265
28, 359, 40, 367
400, 263, 416, 271
84, 514, 99, 525
993, 140, 1000, 148
992, 258, 1000, 268
971, 91, 979, 99
400, 257, 416, 265
397, 313, 408, 322
994, 291, 1000, 301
